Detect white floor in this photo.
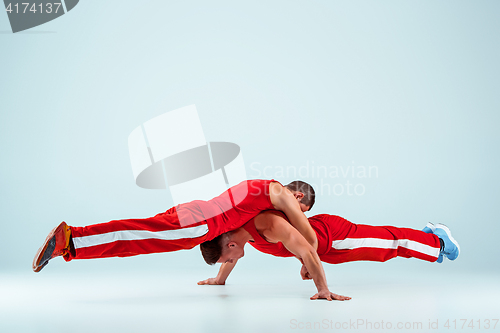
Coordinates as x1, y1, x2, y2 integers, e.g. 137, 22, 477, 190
1, 259, 499, 333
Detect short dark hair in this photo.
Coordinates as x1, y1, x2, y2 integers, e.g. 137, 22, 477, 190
285, 180, 315, 209
200, 235, 224, 265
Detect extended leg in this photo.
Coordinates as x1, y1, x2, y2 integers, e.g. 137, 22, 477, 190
320, 224, 441, 264
33, 207, 209, 272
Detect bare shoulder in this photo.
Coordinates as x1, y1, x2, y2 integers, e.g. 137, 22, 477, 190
255, 210, 284, 226
269, 181, 290, 195
254, 209, 284, 230
255, 211, 292, 243
269, 182, 294, 207
268, 181, 282, 191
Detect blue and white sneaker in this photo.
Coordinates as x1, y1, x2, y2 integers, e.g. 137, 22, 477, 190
422, 222, 443, 263
433, 223, 460, 261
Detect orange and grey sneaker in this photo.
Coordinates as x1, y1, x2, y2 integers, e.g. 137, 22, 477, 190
32, 222, 72, 272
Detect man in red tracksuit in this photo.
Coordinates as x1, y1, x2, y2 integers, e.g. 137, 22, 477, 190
198, 210, 459, 297
32, 179, 319, 272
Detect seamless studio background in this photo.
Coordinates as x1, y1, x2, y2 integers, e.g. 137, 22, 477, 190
1, 1, 499, 332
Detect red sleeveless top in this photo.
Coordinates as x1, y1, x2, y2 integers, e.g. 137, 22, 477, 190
246, 213, 355, 256
176, 179, 278, 240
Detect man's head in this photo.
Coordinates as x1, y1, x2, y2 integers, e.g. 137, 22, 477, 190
200, 231, 245, 265
285, 180, 315, 211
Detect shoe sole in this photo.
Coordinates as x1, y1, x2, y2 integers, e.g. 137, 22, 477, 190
32, 222, 67, 273
435, 223, 460, 259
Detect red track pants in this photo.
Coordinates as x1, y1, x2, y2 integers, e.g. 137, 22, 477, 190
320, 224, 440, 264
64, 208, 209, 261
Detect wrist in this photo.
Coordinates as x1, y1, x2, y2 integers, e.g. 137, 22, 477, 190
317, 287, 330, 293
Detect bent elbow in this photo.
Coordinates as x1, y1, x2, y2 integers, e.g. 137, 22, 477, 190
298, 246, 317, 261
311, 239, 319, 251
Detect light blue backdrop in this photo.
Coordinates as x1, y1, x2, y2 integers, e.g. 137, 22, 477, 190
1, 0, 499, 276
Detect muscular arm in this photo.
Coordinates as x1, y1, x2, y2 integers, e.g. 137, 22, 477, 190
198, 260, 238, 285
258, 213, 350, 301
269, 183, 319, 250
295, 257, 312, 280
